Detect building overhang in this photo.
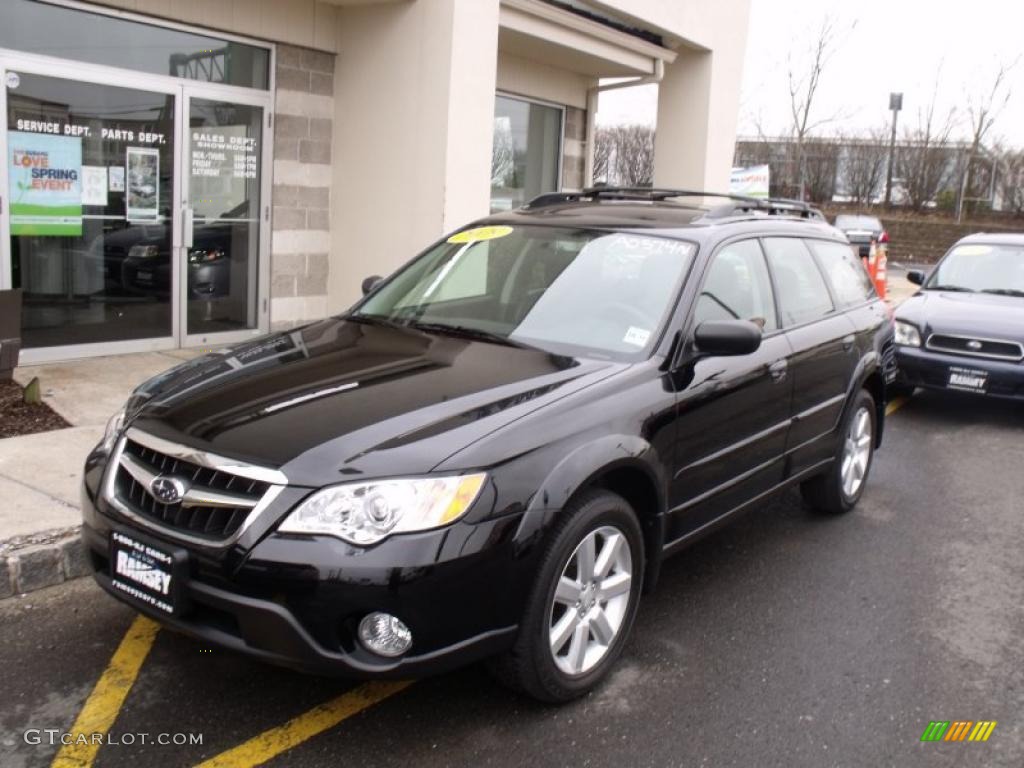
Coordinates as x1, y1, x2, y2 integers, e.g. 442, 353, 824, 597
499, 0, 676, 77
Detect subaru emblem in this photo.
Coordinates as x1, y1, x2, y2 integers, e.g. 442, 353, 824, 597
150, 475, 188, 504
966, 340, 983, 351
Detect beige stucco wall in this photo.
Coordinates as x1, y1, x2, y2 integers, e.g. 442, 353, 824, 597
651, 0, 751, 192
86, 0, 339, 52
327, 0, 500, 312
496, 51, 591, 110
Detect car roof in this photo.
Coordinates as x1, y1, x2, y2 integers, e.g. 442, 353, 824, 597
480, 193, 847, 246
955, 232, 1024, 246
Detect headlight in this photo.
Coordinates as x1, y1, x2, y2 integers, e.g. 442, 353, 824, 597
278, 474, 487, 545
894, 320, 921, 347
128, 244, 160, 260
101, 408, 126, 453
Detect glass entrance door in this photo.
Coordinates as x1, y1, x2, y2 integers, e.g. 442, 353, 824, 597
182, 93, 266, 343
3, 67, 177, 353
1, 56, 271, 361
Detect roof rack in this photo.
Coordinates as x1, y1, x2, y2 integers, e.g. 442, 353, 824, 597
524, 187, 826, 221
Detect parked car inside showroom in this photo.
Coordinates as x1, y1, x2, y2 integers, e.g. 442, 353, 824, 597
893, 234, 1024, 399
81, 188, 896, 702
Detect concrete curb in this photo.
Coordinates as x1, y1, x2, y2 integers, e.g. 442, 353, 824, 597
0, 525, 89, 599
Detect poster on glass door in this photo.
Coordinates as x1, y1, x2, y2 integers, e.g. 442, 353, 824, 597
126, 146, 159, 220
8, 131, 83, 236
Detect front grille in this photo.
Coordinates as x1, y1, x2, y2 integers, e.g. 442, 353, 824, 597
113, 438, 272, 541
926, 334, 1023, 362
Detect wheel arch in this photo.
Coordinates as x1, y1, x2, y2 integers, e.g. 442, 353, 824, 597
522, 436, 669, 593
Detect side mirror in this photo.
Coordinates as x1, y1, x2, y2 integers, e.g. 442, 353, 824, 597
693, 320, 762, 357
906, 269, 925, 286
361, 275, 383, 296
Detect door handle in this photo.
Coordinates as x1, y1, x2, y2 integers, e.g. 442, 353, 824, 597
769, 359, 788, 382
182, 207, 194, 249
842, 334, 855, 351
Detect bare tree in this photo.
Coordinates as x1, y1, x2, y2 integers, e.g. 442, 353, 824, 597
958, 58, 1018, 218
841, 128, 889, 205
593, 127, 612, 184
594, 125, 655, 186
895, 81, 958, 210
613, 125, 655, 186
801, 138, 841, 203
786, 16, 844, 199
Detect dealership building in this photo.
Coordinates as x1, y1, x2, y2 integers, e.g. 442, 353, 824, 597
0, 0, 750, 362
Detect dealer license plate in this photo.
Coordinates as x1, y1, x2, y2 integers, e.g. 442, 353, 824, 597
110, 531, 185, 615
947, 366, 988, 394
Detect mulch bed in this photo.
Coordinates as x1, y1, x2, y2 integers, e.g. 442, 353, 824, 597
0, 379, 70, 438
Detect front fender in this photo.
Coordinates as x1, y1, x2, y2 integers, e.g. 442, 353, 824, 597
514, 434, 669, 589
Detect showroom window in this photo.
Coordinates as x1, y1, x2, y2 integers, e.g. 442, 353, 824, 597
491, 95, 563, 212
0, 0, 270, 90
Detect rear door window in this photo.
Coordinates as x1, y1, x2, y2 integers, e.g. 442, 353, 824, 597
762, 237, 835, 327
809, 240, 876, 307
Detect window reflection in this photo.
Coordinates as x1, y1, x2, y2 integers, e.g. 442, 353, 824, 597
2, 0, 269, 90
491, 96, 562, 212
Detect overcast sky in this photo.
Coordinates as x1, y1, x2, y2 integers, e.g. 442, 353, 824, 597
597, 0, 1024, 148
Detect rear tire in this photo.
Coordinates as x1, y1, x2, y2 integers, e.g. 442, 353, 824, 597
801, 389, 876, 514
487, 489, 644, 703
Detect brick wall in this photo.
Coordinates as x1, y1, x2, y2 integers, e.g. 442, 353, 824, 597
270, 44, 335, 329
562, 106, 586, 191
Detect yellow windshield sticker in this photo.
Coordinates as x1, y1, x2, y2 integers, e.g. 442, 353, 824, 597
447, 225, 513, 244
954, 245, 992, 256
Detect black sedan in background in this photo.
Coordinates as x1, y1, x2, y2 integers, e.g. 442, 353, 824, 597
835, 214, 888, 258
894, 234, 1024, 399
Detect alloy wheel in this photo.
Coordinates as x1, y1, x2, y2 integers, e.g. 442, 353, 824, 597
840, 406, 872, 498
548, 525, 633, 676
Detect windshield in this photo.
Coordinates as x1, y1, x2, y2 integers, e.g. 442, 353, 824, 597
352, 225, 695, 359
926, 243, 1024, 294
835, 215, 881, 230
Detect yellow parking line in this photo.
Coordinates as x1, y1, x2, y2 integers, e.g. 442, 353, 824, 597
885, 396, 909, 416
52, 615, 160, 768
194, 681, 413, 768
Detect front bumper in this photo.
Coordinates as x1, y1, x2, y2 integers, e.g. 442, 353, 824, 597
895, 345, 1024, 399
81, 468, 532, 678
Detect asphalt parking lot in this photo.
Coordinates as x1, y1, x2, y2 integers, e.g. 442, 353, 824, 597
1, 390, 1022, 768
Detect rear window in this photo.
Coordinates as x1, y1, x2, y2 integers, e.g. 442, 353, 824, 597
809, 240, 876, 307
835, 215, 882, 230
762, 238, 835, 327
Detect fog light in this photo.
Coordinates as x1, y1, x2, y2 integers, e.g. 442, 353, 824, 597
358, 612, 412, 657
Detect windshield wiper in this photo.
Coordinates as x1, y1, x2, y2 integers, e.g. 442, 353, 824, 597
347, 313, 410, 330
927, 284, 973, 292
406, 321, 531, 349
981, 288, 1024, 297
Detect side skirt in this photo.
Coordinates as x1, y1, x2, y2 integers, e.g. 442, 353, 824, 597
660, 457, 834, 558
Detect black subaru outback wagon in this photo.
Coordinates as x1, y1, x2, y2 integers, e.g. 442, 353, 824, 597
82, 189, 896, 702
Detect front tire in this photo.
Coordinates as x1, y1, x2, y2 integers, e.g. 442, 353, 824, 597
488, 489, 644, 703
801, 389, 876, 514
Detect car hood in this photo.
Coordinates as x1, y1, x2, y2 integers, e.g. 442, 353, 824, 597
128, 318, 623, 485
896, 290, 1024, 339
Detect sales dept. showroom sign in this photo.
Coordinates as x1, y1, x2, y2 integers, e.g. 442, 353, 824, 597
8, 131, 83, 236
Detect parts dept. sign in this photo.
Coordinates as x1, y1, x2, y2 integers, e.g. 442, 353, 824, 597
8, 131, 83, 236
